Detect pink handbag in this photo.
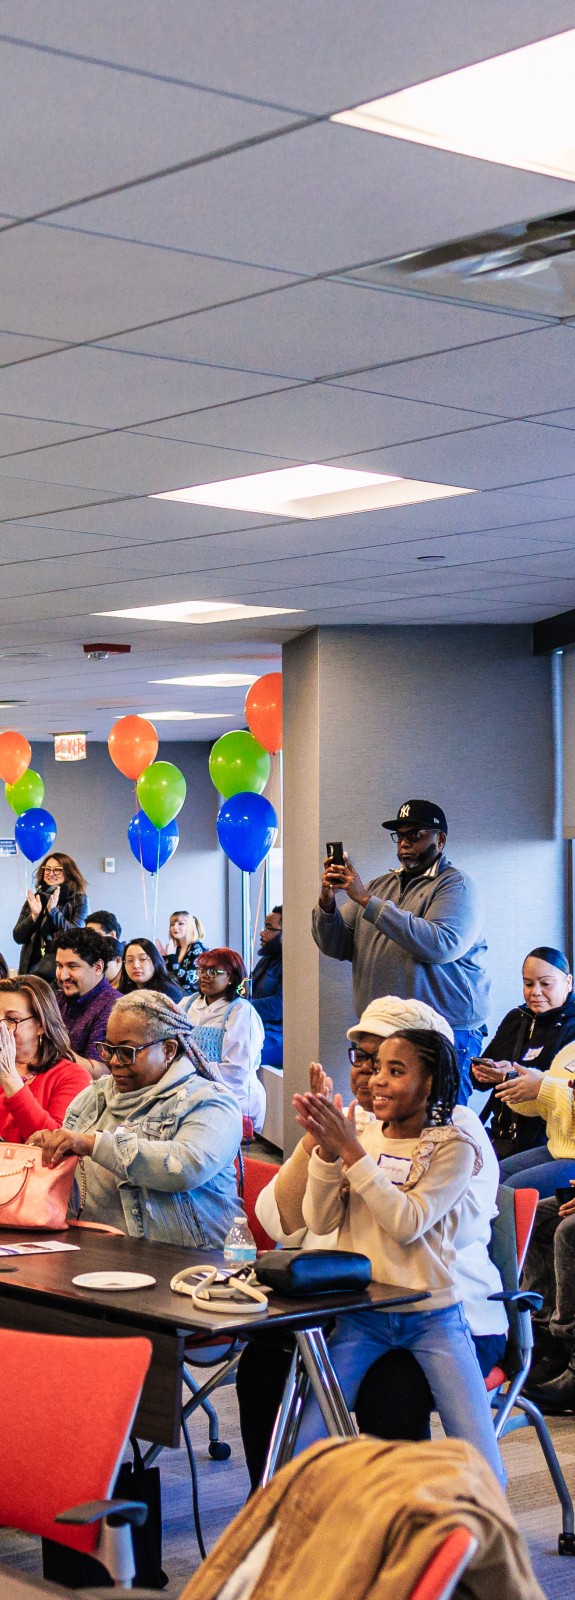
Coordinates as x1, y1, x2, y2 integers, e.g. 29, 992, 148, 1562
0, 1144, 77, 1230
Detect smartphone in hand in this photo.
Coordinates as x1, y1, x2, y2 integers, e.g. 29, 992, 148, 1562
326, 841, 345, 867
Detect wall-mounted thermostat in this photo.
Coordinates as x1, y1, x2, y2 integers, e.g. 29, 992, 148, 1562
103, 857, 115, 874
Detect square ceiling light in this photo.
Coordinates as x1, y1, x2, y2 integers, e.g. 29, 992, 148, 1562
151, 674, 258, 687
96, 600, 302, 625
332, 29, 575, 181
141, 710, 234, 721
151, 463, 473, 519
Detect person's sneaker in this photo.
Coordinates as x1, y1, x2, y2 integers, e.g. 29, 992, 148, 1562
525, 1345, 571, 1389
525, 1364, 575, 1415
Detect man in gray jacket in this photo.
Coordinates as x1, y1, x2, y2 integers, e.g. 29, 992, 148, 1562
311, 799, 489, 1101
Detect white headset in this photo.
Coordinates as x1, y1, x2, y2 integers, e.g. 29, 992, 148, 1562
169, 1264, 268, 1315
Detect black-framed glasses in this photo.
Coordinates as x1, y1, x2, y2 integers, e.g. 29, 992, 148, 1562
347, 1046, 379, 1068
0, 1015, 35, 1032
389, 828, 431, 844
96, 1036, 173, 1067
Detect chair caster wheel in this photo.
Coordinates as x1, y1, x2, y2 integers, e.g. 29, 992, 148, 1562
209, 1441, 231, 1461
558, 1533, 575, 1556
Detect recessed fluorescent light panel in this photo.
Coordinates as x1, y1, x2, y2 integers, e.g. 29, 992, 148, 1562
332, 29, 575, 180
151, 464, 472, 519
141, 711, 234, 721
151, 674, 258, 687
97, 601, 301, 625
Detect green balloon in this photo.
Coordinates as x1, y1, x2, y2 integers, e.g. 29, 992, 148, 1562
136, 761, 186, 829
209, 730, 271, 799
6, 770, 45, 816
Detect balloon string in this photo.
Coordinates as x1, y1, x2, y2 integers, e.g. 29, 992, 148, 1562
152, 828, 160, 940
15, 842, 24, 905
251, 859, 265, 977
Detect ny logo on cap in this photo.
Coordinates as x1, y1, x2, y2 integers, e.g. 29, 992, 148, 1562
399, 803, 411, 818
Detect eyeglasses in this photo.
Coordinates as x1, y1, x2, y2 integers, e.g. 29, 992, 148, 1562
195, 966, 227, 978
95, 1036, 173, 1067
389, 828, 431, 844
44, 866, 65, 877
1, 1015, 35, 1031
347, 1046, 379, 1068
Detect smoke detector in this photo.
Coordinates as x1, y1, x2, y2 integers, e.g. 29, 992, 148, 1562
83, 643, 132, 663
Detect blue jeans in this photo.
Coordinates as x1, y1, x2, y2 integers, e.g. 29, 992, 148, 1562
500, 1145, 575, 1195
294, 1303, 505, 1485
453, 1027, 486, 1105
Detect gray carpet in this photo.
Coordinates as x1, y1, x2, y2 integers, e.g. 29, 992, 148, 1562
1, 1385, 574, 1597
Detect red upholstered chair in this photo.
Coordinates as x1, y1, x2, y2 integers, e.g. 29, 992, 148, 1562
241, 1154, 281, 1251
407, 1527, 478, 1600
486, 1186, 574, 1555
0, 1327, 151, 1586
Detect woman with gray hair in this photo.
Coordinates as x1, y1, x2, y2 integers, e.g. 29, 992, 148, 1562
29, 992, 243, 1246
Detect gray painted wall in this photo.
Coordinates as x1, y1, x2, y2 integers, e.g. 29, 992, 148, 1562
0, 740, 227, 967
282, 625, 565, 1150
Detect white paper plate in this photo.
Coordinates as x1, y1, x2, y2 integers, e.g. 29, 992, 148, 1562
72, 1271, 156, 1292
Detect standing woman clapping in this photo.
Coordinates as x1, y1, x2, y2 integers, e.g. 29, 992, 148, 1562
13, 852, 88, 980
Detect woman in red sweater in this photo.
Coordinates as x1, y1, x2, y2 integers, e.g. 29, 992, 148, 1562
0, 976, 91, 1141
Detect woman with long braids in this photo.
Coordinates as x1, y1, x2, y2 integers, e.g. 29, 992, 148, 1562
293, 1028, 504, 1483
29, 992, 242, 1246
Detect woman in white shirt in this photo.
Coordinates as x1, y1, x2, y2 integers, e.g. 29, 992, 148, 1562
179, 947, 265, 1131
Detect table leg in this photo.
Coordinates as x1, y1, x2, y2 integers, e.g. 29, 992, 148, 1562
260, 1346, 309, 1486
295, 1327, 358, 1439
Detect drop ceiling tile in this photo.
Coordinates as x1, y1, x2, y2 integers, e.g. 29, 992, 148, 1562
530, 408, 575, 430
102, 277, 543, 378
333, 419, 575, 491
0, 224, 297, 344
66, 121, 575, 278
8, 0, 575, 115
0, 345, 298, 428
0, 41, 298, 217
0, 331, 63, 365
350, 325, 575, 416
144, 384, 494, 460
0, 414, 96, 456
0, 476, 120, 520
9, 497, 281, 541
8, 432, 294, 495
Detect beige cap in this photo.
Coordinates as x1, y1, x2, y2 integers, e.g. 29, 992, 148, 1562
347, 996, 454, 1045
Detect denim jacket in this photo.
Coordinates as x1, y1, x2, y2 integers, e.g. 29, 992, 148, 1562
64, 1054, 242, 1247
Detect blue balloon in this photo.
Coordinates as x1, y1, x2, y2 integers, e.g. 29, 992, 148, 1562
127, 810, 179, 874
15, 807, 57, 863
216, 791, 278, 873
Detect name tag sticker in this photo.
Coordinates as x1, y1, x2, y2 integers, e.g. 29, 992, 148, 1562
376, 1153, 413, 1185
523, 1047, 543, 1062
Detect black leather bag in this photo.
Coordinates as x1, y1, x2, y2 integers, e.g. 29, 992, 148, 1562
254, 1248, 372, 1297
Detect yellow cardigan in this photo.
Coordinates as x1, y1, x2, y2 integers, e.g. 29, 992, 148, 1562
514, 1044, 575, 1159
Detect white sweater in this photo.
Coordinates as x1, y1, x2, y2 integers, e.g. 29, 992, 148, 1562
258, 1109, 506, 1331
180, 993, 266, 1130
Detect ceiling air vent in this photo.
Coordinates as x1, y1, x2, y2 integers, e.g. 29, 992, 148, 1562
341, 208, 575, 318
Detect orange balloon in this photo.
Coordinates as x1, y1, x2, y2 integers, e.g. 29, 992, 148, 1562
108, 715, 158, 780
245, 673, 282, 754
0, 730, 32, 785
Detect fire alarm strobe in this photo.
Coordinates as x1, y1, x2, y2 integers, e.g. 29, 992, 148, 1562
83, 643, 132, 661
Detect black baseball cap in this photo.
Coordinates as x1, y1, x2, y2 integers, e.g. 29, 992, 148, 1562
382, 800, 448, 833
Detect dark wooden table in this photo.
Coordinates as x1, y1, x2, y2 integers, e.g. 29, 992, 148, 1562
0, 1231, 425, 1452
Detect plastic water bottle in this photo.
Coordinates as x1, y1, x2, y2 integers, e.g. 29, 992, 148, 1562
223, 1215, 257, 1268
